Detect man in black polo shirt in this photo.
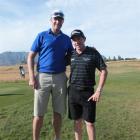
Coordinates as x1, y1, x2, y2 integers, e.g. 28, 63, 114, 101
68, 29, 108, 140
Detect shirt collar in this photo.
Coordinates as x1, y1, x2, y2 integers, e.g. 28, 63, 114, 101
48, 28, 62, 35
74, 46, 87, 55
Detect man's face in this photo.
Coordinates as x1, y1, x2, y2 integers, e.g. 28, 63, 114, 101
51, 17, 64, 31
71, 36, 85, 50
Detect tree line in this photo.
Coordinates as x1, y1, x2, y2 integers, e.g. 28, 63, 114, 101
103, 55, 137, 62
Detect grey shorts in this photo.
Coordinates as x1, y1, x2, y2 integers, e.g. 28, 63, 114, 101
34, 72, 67, 117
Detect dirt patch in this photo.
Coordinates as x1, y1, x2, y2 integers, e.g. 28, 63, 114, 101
0, 61, 139, 82
0, 65, 28, 82
0, 65, 70, 82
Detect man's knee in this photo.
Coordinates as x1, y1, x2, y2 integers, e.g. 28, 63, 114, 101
85, 121, 94, 127
33, 116, 43, 122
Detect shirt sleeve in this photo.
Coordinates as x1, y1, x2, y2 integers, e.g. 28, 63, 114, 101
31, 33, 43, 52
95, 50, 107, 71
65, 38, 73, 66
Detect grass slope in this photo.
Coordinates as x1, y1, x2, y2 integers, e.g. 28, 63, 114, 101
0, 61, 140, 140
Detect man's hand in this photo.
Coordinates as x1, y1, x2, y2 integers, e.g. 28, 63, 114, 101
29, 77, 38, 89
88, 91, 101, 102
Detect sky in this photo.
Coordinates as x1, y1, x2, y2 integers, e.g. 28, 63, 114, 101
0, 0, 140, 58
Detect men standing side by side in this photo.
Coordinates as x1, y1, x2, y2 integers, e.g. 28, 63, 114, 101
68, 29, 108, 140
27, 10, 73, 140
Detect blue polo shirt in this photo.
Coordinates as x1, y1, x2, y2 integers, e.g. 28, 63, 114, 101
31, 29, 73, 73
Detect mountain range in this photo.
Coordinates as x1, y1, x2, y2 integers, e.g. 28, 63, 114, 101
0, 52, 28, 66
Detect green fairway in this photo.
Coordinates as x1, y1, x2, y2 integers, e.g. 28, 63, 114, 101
0, 61, 140, 140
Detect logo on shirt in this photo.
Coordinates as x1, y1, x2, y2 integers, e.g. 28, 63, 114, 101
71, 58, 75, 61
82, 57, 91, 61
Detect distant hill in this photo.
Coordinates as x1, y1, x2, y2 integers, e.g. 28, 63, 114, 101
0, 52, 28, 66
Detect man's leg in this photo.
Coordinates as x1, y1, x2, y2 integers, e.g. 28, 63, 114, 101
33, 73, 52, 140
85, 121, 96, 140
52, 73, 67, 140
52, 112, 62, 140
32, 116, 43, 140
74, 119, 83, 140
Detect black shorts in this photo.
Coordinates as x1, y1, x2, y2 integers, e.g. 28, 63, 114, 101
68, 86, 96, 123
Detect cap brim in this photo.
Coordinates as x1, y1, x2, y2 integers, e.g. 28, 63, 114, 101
71, 34, 82, 39
52, 15, 64, 19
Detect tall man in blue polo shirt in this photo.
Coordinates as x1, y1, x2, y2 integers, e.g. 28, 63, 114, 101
68, 29, 108, 140
27, 10, 73, 140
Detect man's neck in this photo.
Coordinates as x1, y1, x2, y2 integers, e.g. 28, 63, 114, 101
76, 46, 86, 54
51, 28, 61, 35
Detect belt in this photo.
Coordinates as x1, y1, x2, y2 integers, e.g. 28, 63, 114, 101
70, 85, 94, 91
44, 71, 64, 75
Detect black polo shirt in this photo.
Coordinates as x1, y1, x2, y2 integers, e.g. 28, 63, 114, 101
69, 46, 107, 90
